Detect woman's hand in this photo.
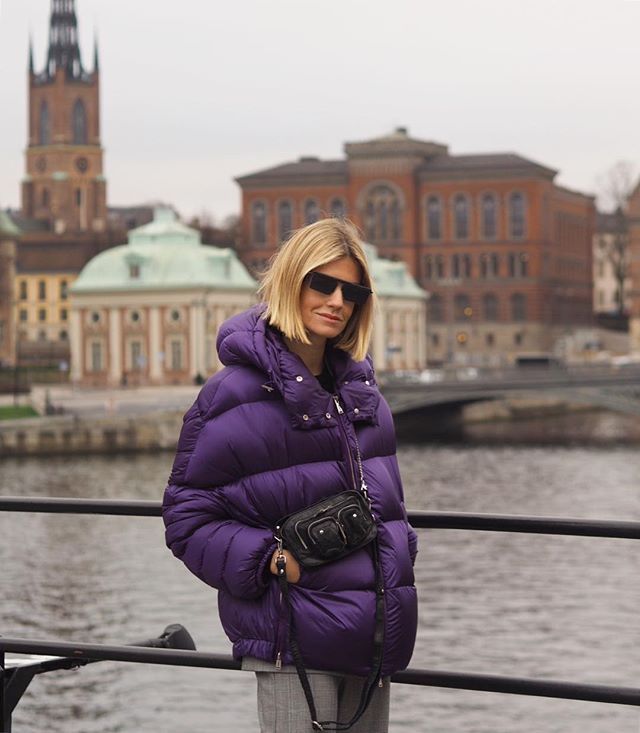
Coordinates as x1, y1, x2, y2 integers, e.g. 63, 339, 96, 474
270, 549, 301, 583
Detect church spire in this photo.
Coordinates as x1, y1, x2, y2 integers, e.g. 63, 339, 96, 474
45, 0, 84, 80
28, 35, 34, 74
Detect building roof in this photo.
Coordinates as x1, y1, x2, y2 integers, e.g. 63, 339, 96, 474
364, 244, 426, 300
0, 210, 21, 239
236, 158, 347, 186
419, 152, 557, 179
72, 208, 256, 294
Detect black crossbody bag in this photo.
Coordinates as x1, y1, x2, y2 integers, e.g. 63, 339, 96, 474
273, 430, 385, 732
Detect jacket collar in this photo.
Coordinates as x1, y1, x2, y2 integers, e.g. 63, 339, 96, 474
217, 306, 380, 429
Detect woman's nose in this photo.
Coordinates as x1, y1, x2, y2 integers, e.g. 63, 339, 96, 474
326, 284, 344, 306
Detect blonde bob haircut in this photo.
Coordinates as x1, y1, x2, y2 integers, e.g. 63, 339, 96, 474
258, 218, 375, 362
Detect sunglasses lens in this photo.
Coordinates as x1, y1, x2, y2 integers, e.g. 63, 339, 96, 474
307, 272, 371, 305
309, 272, 337, 295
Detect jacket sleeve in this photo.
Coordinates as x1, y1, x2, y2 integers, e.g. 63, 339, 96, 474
407, 523, 418, 566
162, 398, 276, 601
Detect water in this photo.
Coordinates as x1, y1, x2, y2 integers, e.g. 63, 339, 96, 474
1, 413, 639, 732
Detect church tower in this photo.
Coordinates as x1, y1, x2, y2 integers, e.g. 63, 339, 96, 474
21, 0, 106, 234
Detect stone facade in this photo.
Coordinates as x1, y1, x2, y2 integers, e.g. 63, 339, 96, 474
0, 214, 18, 366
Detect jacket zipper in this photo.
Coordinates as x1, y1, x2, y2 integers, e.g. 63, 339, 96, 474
333, 395, 358, 492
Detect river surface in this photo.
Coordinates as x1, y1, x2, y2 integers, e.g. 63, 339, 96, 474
1, 412, 639, 732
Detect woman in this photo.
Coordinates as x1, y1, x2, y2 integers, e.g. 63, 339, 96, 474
163, 218, 418, 732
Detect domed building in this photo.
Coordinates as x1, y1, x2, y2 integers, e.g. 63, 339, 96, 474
70, 208, 257, 386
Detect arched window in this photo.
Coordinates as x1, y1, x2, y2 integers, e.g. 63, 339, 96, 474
482, 193, 497, 239
454, 293, 472, 321
364, 185, 401, 242
483, 293, 499, 321
427, 196, 441, 239
304, 199, 319, 225
428, 294, 444, 323
278, 200, 292, 241
251, 201, 267, 245
511, 293, 527, 321
454, 194, 469, 239
510, 192, 526, 238
330, 198, 345, 219
72, 99, 87, 144
39, 101, 50, 145
435, 255, 445, 279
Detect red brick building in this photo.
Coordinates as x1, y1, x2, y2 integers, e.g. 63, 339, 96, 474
236, 128, 595, 365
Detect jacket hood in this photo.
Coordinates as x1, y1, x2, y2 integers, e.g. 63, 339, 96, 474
216, 306, 380, 429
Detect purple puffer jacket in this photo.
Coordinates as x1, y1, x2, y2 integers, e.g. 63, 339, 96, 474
162, 307, 418, 677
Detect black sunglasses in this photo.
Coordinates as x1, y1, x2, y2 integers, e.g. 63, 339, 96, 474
305, 271, 372, 306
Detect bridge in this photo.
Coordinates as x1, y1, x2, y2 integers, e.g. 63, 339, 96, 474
380, 365, 640, 437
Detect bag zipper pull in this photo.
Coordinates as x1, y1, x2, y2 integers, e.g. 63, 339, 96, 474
332, 395, 344, 415
275, 652, 282, 670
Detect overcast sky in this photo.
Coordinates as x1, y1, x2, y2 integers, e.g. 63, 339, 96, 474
1, 0, 639, 221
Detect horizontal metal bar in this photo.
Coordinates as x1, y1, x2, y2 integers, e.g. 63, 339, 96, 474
0, 497, 639, 539
1, 638, 638, 707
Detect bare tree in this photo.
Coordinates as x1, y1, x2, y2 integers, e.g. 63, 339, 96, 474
596, 161, 637, 316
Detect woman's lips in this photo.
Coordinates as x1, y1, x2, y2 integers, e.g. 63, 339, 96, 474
317, 313, 342, 323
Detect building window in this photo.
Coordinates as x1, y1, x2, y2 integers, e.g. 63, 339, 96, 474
90, 341, 103, 371
170, 339, 183, 370
252, 201, 267, 245
511, 293, 527, 321
60, 308, 68, 321
38, 308, 46, 322
428, 294, 444, 323
520, 253, 528, 277
424, 255, 433, 280
364, 185, 401, 243
129, 263, 140, 279
19, 281, 28, 300
19, 309, 28, 322
330, 198, 346, 219
75, 188, 82, 207
38, 329, 47, 341
462, 254, 472, 278
38, 281, 46, 300
451, 254, 460, 279
91, 311, 101, 324
130, 340, 143, 371
454, 293, 472, 322
72, 99, 88, 144
483, 293, 499, 321
278, 200, 293, 241
514, 332, 523, 346
42, 188, 49, 208
482, 193, 497, 239
130, 310, 140, 323
510, 192, 526, 238
170, 309, 181, 322
427, 196, 441, 240
454, 194, 469, 239
508, 252, 529, 277
39, 101, 50, 145
60, 280, 68, 300
59, 330, 68, 341
431, 333, 440, 347
436, 255, 445, 279
486, 333, 495, 347
304, 199, 320, 225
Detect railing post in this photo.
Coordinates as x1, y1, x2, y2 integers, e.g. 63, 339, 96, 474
0, 649, 11, 733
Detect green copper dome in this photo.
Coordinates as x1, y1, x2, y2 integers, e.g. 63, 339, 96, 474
72, 208, 256, 293
0, 210, 20, 239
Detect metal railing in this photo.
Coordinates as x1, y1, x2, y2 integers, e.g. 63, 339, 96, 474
1, 496, 639, 732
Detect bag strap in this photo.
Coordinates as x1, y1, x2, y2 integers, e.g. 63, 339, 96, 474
276, 541, 385, 732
